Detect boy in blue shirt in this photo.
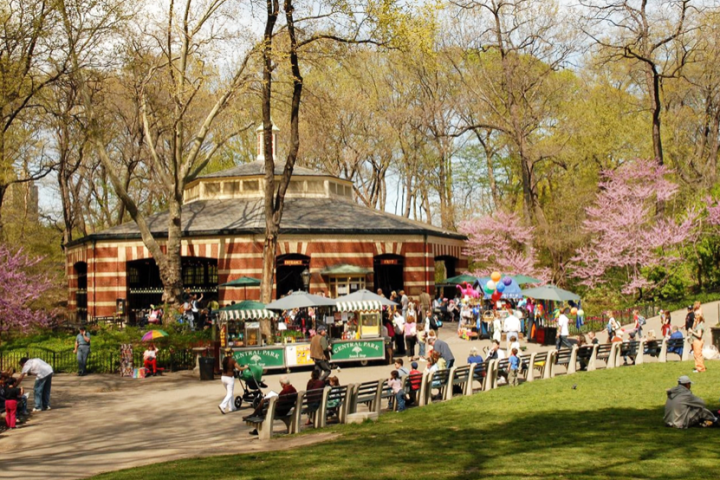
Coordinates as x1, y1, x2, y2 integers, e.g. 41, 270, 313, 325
509, 348, 520, 387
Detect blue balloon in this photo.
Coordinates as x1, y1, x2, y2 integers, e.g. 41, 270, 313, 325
496, 282, 506, 292
503, 277, 512, 286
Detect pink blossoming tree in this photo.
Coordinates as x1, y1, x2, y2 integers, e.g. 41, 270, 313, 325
0, 245, 53, 337
460, 211, 546, 278
571, 159, 698, 294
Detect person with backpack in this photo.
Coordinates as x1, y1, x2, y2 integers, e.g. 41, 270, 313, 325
633, 310, 645, 338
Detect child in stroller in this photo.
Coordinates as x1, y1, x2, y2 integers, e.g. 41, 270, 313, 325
234, 364, 268, 410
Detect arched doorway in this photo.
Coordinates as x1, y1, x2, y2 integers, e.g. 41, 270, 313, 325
276, 254, 310, 297
373, 254, 404, 297
74, 262, 88, 322
434, 255, 458, 281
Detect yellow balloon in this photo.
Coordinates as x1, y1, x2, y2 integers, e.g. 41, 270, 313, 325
571, 307, 578, 315
491, 271, 501, 282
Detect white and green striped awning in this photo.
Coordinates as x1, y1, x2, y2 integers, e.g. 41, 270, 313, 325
220, 309, 274, 321
335, 300, 383, 312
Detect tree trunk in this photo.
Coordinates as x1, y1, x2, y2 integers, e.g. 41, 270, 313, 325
646, 66, 664, 165
260, 0, 280, 304
159, 200, 183, 307
475, 129, 499, 208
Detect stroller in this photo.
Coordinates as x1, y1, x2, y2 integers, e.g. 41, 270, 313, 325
234, 364, 267, 409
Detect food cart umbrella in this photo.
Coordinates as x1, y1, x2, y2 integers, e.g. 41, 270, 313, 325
441, 274, 479, 285
476, 277, 524, 300
511, 274, 544, 285
335, 289, 398, 311
142, 330, 169, 341
219, 276, 261, 300
265, 291, 337, 310
218, 300, 274, 321
521, 284, 580, 302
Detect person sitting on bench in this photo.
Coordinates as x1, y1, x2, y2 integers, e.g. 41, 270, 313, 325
143, 343, 159, 375
667, 326, 684, 357
665, 375, 717, 428
244, 375, 297, 435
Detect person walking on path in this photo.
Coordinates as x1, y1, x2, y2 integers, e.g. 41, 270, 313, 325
16, 357, 53, 412
218, 348, 246, 414
419, 290, 431, 321
392, 311, 406, 356
310, 326, 332, 381
503, 306, 521, 352
684, 305, 695, 334
557, 308, 571, 349
689, 313, 707, 373
607, 311, 621, 341
400, 290, 409, 319
404, 317, 417, 359
73, 326, 91, 376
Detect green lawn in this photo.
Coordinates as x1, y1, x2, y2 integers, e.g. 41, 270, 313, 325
94, 362, 720, 480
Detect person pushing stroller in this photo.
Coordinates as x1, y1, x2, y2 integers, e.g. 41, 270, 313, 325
219, 348, 248, 414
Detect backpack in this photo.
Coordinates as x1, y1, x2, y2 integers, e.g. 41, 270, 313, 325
638, 316, 646, 327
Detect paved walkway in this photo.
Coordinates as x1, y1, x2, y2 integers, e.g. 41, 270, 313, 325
1, 302, 715, 479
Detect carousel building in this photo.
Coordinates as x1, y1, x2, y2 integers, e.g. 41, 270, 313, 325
65, 130, 467, 322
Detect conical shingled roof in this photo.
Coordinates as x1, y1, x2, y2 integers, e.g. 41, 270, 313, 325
198, 160, 325, 179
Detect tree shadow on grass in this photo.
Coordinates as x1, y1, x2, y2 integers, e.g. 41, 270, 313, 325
89, 403, 720, 480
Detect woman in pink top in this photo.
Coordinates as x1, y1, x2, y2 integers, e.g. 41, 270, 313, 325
404, 319, 417, 359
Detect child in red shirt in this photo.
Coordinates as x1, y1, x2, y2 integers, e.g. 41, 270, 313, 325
407, 361, 422, 406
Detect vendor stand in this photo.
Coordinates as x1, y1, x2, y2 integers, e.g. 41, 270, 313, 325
332, 290, 398, 364
218, 301, 287, 371
520, 284, 581, 345
265, 291, 338, 369
332, 299, 386, 364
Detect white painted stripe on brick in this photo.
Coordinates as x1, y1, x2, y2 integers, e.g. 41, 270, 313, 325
219, 269, 264, 275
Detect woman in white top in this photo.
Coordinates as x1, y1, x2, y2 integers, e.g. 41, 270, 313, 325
607, 310, 620, 341
493, 312, 502, 343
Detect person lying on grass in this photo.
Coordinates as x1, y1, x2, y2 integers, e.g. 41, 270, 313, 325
664, 375, 717, 429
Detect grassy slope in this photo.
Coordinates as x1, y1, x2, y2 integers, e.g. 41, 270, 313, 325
94, 362, 720, 480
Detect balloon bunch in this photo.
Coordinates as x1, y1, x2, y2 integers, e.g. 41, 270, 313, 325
484, 271, 512, 303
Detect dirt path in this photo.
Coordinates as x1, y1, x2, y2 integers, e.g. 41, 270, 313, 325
1, 302, 713, 479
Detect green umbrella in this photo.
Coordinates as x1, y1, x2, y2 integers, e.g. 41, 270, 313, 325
219, 276, 261, 300
218, 300, 267, 311
521, 284, 580, 302
511, 274, 543, 285
441, 274, 478, 285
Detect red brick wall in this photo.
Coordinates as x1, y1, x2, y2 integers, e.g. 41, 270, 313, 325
68, 236, 466, 317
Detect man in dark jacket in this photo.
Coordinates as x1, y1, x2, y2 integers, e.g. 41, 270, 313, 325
664, 375, 717, 428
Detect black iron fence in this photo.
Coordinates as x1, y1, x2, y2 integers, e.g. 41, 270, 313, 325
0, 346, 195, 374
546, 305, 663, 337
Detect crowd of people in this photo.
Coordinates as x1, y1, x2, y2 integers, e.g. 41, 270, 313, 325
604, 301, 708, 374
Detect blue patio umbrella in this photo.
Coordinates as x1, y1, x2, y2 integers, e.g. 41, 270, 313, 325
475, 277, 524, 299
